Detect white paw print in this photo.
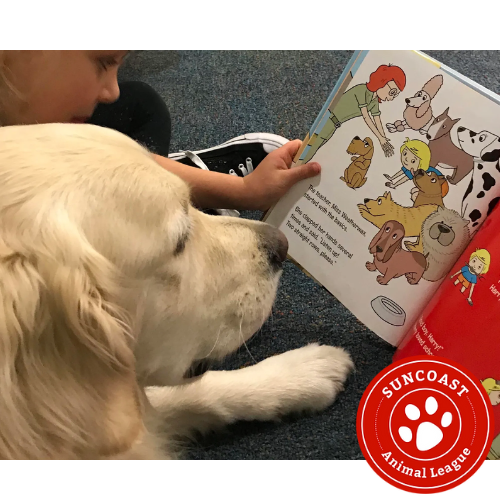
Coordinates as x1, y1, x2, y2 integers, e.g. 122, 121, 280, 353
398, 396, 453, 451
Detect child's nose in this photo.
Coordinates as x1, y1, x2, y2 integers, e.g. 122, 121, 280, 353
99, 76, 120, 104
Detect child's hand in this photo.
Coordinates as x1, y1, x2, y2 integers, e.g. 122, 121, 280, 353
242, 140, 321, 211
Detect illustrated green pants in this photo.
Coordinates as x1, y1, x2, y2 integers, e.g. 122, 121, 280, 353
302, 112, 341, 163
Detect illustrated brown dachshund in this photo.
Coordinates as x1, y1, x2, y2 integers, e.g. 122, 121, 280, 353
340, 136, 374, 189
366, 221, 427, 285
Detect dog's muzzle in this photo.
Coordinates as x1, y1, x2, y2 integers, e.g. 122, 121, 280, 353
257, 224, 289, 271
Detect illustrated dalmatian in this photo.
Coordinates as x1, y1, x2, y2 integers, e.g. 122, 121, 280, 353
457, 126, 500, 232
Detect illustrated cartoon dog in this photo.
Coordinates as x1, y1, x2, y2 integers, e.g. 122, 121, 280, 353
421, 207, 470, 282
426, 108, 474, 185
366, 221, 427, 285
411, 168, 447, 208
357, 192, 438, 252
341, 136, 374, 189
457, 126, 500, 232
386, 75, 444, 135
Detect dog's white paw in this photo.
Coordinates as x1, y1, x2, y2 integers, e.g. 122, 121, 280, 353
253, 343, 354, 417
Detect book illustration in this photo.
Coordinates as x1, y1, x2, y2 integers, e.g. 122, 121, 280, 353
421, 207, 471, 282
384, 138, 432, 190
386, 74, 444, 136
357, 192, 437, 253
302, 64, 407, 163
481, 378, 500, 407
457, 126, 500, 232
411, 169, 447, 208
340, 136, 374, 189
450, 248, 490, 305
488, 433, 500, 460
426, 108, 474, 186
366, 221, 427, 285
371, 296, 406, 326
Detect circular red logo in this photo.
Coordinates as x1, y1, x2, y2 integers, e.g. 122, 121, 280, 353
357, 356, 494, 494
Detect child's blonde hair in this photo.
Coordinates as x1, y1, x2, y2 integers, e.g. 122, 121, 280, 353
481, 378, 500, 394
470, 248, 491, 274
400, 138, 431, 170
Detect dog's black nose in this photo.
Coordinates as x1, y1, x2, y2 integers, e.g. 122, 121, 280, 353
353, 135, 360, 141
364, 198, 370, 204
438, 224, 450, 233
376, 246, 383, 253
258, 224, 289, 269
469, 130, 477, 138
415, 169, 424, 177
457, 126, 465, 133
405, 98, 410, 104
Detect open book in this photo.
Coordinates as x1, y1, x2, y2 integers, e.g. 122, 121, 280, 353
263, 50, 500, 458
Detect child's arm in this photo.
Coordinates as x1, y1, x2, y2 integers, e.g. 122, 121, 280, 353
152, 140, 320, 211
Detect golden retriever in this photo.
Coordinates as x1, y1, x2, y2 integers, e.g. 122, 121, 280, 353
0, 123, 353, 459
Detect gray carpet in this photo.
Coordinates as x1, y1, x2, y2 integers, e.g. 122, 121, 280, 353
119, 51, 500, 459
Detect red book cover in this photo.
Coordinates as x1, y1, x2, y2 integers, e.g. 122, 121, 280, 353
394, 205, 500, 458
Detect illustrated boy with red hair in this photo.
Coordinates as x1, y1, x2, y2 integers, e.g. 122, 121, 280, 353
303, 64, 406, 162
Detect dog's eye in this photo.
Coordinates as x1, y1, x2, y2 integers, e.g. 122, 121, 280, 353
385, 226, 391, 232
431, 178, 436, 183
422, 95, 427, 100
392, 233, 398, 239
442, 125, 446, 129
378, 198, 382, 205
364, 143, 368, 147
479, 134, 487, 142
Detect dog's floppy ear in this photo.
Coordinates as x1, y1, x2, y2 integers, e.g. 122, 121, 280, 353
381, 228, 402, 263
369, 223, 386, 254
0, 229, 142, 459
416, 100, 431, 119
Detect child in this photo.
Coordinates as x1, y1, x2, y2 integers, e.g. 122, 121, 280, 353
450, 248, 491, 306
384, 137, 443, 189
0, 51, 321, 214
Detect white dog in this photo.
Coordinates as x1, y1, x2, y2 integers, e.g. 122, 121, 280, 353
457, 126, 500, 232
0, 123, 353, 459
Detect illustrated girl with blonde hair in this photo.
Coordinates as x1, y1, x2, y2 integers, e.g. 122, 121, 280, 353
385, 137, 444, 189
450, 248, 491, 305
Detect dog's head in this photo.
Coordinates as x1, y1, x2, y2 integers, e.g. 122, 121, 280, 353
426, 108, 460, 141
362, 191, 394, 216
0, 124, 287, 458
369, 221, 404, 262
457, 127, 500, 161
347, 136, 374, 156
422, 206, 470, 252
413, 169, 446, 195
405, 90, 431, 109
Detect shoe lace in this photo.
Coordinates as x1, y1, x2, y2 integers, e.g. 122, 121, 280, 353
183, 150, 244, 217
229, 157, 254, 177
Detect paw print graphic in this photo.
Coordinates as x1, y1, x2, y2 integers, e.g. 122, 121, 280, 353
391, 391, 460, 459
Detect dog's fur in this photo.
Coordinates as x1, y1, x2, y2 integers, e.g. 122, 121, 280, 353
366, 221, 427, 285
421, 207, 470, 282
386, 75, 443, 135
457, 126, 500, 232
426, 108, 474, 185
357, 191, 438, 253
411, 169, 446, 208
0, 123, 354, 459
340, 136, 374, 189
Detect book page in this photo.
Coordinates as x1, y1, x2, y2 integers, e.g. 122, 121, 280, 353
265, 50, 500, 346
394, 205, 500, 459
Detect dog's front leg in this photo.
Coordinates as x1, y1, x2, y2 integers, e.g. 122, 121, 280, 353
146, 344, 353, 439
